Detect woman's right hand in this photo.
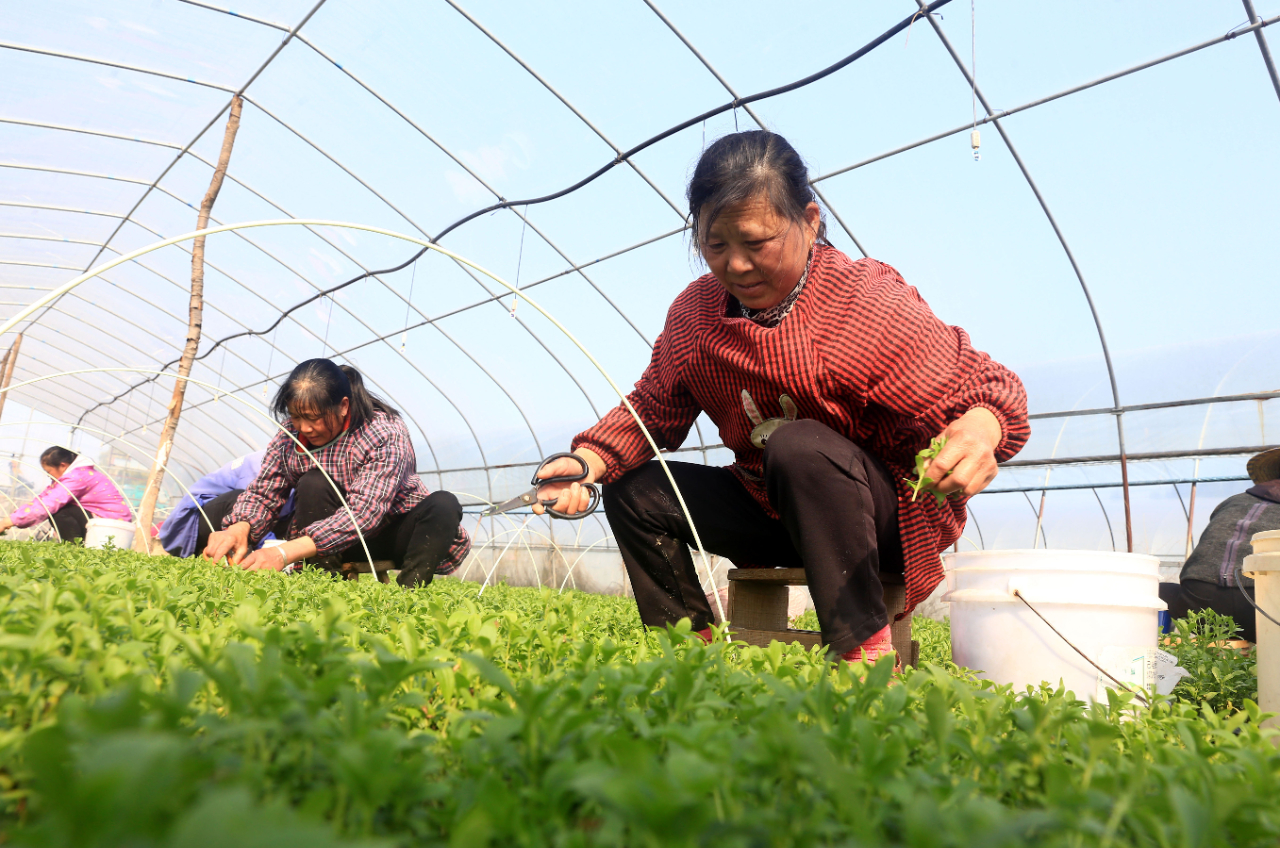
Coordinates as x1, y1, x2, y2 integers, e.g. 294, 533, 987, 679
531, 449, 605, 517
203, 521, 252, 565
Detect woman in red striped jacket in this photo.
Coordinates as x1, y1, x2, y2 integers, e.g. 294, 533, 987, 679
537, 131, 1030, 665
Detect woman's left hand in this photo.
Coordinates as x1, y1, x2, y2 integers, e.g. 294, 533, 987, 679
0, 517, 12, 533
924, 408, 1003, 498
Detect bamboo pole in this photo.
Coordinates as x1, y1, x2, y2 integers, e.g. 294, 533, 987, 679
1185, 481, 1198, 561
0, 335, 23, 424
0, 350, 12, 421
133, 96, 243, 552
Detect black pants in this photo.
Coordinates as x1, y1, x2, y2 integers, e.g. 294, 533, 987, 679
290, 468, 463, 588
1159, 579, 1257, 643
604, 419, 903, 656
49, 503, 92, 541
190, 489, 293, 559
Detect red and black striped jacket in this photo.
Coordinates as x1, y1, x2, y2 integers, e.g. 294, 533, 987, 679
573, 245, 1029, 613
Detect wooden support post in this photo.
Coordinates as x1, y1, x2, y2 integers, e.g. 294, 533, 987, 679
0, 334, 23, 425
1185, 481, 1198, 561
0, 349, 12, 423
134, 97, 243, 552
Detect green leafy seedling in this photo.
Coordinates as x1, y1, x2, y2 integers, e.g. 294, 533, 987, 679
905, 436, 950, 506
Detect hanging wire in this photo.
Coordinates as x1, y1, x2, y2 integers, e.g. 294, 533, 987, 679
970, 0, 981, 161
510, 206, 529, 317
263, 322, 279, 399
1235, 558, 1280, 628
214, 345, 227, 403
120, 385, 134, 440
400, 258, 418, 352
971, 0, 978, 126
321, 292, 336, 354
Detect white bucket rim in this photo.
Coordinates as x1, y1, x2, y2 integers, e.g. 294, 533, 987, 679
85, 518, 137, 530
943, 550, 1160, 571
943, 564, 1160, 578
942, 587, 1167, 611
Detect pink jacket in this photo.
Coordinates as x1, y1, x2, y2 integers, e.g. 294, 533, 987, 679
10, 456, 133, 528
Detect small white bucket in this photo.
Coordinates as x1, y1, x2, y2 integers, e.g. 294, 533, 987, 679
942, 550, 1165, 700
83, 518, 137, 551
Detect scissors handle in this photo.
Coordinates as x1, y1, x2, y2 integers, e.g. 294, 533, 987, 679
529, 451, 589, 486
531, 452, 599, 519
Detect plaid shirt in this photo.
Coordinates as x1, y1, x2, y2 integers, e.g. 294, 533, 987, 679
574, 245, 1029, 615
226, 411, 471, 569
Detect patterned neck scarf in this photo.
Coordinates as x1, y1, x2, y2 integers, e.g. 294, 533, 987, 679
739, 248, 814, 328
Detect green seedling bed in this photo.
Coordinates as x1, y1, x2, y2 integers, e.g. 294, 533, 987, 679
0, 541, 1273, 847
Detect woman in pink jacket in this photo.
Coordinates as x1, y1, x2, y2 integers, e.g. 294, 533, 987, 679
0, 446, 133, 541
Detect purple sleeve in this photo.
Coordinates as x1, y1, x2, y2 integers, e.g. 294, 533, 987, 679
10, 469, 88, 528
224, 437, 294, 542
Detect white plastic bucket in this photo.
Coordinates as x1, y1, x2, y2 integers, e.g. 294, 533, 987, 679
1243, 530, 1280, 737
942, 550, 1165, 700
83, 518, 137, 551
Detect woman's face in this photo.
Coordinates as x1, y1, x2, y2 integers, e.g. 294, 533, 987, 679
699, 194, 821, 311
290, 397, 350, 446
43, 462, 69, 481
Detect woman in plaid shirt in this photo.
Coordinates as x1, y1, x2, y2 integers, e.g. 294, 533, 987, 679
535, 131, 1029, 666
203, 359, 470, 587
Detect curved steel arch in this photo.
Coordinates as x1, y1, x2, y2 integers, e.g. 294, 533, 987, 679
6, 184, 457, 483
10, 263, 275, 460
0, 115, 184, 150
8, 0, 330, 343
0, 233, 106, 248
4, 322, 250, 475
0, 160, 151, 186
7, 345, 242, 476
122, 197, 457, 473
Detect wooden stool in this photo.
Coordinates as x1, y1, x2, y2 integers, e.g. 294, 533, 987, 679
726, 568, 919, 667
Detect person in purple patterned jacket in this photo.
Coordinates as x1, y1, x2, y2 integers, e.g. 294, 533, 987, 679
202, 359, 470, 587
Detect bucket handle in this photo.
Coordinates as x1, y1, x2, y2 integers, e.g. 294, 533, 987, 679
1010, 589, 1150, 707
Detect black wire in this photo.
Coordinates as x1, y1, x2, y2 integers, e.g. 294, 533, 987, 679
1235, 558, 1280, 629
76, 0, 954, 427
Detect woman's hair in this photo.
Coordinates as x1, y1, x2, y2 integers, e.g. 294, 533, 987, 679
40, 446, 77, 468
271, 358, 399, 430
687, 130, 829, 250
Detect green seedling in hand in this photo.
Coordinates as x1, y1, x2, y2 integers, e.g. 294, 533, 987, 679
905, 436, 950, 506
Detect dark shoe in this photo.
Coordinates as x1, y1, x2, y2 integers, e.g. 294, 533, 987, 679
396, 561, 436, 589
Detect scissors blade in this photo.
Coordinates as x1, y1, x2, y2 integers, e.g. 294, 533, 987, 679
482, 488, 539, 517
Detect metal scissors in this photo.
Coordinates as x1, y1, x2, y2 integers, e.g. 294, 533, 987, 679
482, 452, 600, 520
